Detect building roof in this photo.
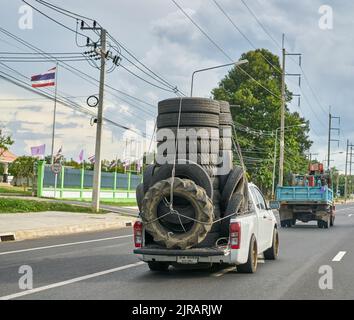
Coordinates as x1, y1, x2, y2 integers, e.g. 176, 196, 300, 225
0, 149, 17, 163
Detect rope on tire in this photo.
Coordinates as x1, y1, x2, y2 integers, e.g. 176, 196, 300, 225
140, 207, 251, 226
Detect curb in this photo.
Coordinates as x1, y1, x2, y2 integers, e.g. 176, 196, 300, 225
1, 219, 137, 242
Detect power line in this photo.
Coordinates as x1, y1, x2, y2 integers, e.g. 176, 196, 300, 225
28, 0, 185, 95
240, 0, 281, 50
171, 0, 281, 99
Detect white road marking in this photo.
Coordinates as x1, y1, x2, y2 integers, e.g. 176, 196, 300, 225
0, 261, 144, 300
0, 235, 133, 256
332, 251, 347, 262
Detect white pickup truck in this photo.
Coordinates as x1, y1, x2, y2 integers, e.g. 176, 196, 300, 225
133, 183, 279, 273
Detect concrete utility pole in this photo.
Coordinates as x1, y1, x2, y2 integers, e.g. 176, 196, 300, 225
278, 34, 302, 187
278, 34, 286, 187
345, 139, 349, 202
50, 62, 59, 165
327, 109, 341, 171
92, 28, 107, 212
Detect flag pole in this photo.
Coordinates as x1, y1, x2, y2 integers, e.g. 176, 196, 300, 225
50, 62, 59, 165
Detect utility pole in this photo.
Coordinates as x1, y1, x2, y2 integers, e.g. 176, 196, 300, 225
350, 146, 353, 198
345, 139, 349, 202
278, 34, 286, 187
278, 34, 301, 186
92, 29, 107, 212
50, 62, 59, 165
327, 109, 340, 171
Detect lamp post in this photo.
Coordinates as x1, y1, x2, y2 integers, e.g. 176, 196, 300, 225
271, 124, 306, 199
190, 60, 248, 97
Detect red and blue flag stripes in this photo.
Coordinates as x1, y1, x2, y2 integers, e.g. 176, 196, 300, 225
31, 67, 56, 88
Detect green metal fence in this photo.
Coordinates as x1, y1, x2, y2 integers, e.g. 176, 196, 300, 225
36, 160, 142, 201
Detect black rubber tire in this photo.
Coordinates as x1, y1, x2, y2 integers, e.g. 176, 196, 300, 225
142, 178, 214, 249
219, 126, 232, 138
330, 215, 335, 227
221, 166, 244, 211
143, 164, 157, 193
157, 139, 219, 154
237, 235, 258, 274
157, 113, 219, 129
220, 192, 243, 236
218, 101, 231, 114
318, 217, 330, 229
211, 177, 219, 189
281, 220, 292, 228
219, 138, 232, 150
195, 232, 221, 248
219, 113, 233, 126
147, 261, 170, 272
158, 153, 220, 166
263, 228, 279, 260
158, 98, 220, 115
150, 163, 213, 199
136, 183, 144, 212
157, 127, 220, 140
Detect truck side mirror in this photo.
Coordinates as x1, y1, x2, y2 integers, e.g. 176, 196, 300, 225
269, 201, 280, 210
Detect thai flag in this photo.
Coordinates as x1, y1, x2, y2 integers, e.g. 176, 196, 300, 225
31, 67, 56, 88
88, 155, 95, 164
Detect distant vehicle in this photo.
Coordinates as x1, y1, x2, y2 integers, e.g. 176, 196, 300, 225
134, 183, 279, 274
275, 162, 335, 229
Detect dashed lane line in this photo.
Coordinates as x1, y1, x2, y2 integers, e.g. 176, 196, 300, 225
332, 251, 347, 262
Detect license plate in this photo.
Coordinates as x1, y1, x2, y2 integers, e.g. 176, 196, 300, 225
177, 256, 199, 264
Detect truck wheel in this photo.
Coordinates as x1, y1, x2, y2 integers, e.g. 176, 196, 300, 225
147, 261, 169, 272
263, 228, 279, 260
237, 235, 258, 274
280, 220, 292, 228
317, 218, 329, 229
330, 215, 335, 227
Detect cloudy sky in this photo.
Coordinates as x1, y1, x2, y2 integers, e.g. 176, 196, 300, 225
0, 0, 353, 171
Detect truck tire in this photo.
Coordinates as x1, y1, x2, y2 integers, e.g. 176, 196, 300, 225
221, 166, 244, 211
219, 101, 231, 113
136, 183, 144, 212
147, 261, 170, 272
317, 216, 330, 229
263, 228, 279, 260
280, 220, 292, 228
237, 235, 258, 274
158, 98, 220, 115
143, 164, 157, 193
142, 178, 214, 249
157, 113, 219, 129
220, 192, 243, 236
150, 164, 213, 199
330, 215, 335, 227
157, 139, 219, 154
157, 127, 219, 140
219, 113, 233, 126
219, 138, 232, 150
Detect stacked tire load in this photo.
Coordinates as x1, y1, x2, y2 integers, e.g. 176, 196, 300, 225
136, 98, 248, 250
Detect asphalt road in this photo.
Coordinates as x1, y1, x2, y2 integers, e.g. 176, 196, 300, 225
0, 203, 354, 300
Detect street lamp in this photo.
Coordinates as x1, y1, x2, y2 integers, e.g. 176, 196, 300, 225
271, 123, 306, 199
190, 60, 248, 97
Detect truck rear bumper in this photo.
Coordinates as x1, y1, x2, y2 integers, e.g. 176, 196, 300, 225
134, 247, 233, 264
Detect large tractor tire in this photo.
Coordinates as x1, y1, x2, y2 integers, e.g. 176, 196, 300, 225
141, 178, 214, 249
136, 183, 144, 212
149, 164, 213, 199
218, 101, 231, 114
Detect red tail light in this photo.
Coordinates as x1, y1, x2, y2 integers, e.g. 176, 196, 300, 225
229, 222, 241, 249
133, 221, 143, 248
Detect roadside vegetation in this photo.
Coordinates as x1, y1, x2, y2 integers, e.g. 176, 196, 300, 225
0, 198, 106, 214
0, 185, 32, 196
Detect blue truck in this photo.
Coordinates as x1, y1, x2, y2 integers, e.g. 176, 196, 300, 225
275, 164, 335, 229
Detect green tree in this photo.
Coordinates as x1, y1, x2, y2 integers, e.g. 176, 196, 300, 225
212, 49, 312, 194
9, 156, 36, 190
0, 129, 14, 156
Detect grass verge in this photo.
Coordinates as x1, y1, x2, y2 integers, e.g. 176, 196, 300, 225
0, 198, 106, 214
0, 186, 32, 196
